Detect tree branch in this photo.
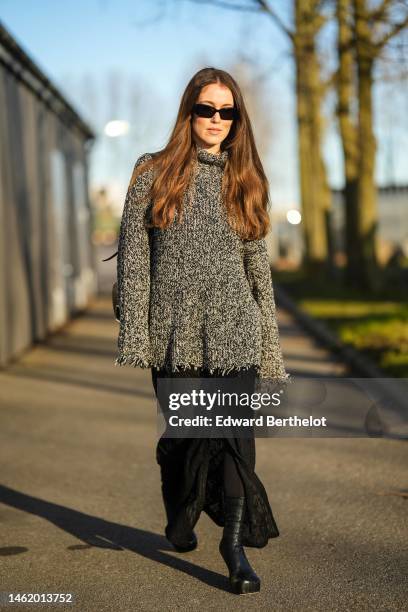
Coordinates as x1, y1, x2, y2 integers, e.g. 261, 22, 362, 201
321, 67, 338, 94
376, 14, 408, 48
368, 0, 392, 22
187, 0, 262, 12
187, 0, 295, 41
256, 0, 295, 41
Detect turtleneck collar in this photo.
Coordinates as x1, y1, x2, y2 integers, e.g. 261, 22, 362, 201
195, 145, 228, 169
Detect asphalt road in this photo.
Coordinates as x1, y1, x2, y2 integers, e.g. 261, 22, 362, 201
0, 294, 406, 611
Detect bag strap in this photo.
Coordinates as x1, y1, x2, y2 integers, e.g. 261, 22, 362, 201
102, 251, 118, 262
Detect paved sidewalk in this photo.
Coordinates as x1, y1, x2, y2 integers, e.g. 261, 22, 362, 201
0, 295, 406, 611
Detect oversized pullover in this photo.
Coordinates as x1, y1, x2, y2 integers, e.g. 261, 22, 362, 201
114, 145, 290, 382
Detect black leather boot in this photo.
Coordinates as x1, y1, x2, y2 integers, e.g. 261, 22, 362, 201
163, 498, 197, 552
219, 496, 261, 594
165, 524, 197, 552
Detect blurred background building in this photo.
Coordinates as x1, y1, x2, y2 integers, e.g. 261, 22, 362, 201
331, 185, 408, 266
268, 185, 408, 270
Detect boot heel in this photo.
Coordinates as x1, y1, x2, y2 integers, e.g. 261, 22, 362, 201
231, 576, 261, 594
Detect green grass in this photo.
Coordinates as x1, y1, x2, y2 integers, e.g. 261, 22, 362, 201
274, 270, 408, 377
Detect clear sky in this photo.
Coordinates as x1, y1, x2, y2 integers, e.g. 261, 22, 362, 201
1, 0, 407, 211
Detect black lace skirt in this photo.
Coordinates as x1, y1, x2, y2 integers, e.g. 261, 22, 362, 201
151, 366, 279, 548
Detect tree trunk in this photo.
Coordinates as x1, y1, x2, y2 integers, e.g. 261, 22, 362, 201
354, 0, 380, 291
336, 0, 360, 286
308, 43, 333, 277
295, 0, 330, 277
295, 43, 314, 269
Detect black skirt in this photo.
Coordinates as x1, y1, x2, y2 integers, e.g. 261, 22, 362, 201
151, 366, 280, 548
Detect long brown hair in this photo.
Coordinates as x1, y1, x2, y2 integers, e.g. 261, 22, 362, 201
131, 67, 271, 240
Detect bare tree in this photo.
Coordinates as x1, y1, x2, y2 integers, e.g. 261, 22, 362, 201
336, 0, 408, 290
293, 0, 333, 276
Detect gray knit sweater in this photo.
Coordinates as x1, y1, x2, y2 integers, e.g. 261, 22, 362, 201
114, 145, 290, 382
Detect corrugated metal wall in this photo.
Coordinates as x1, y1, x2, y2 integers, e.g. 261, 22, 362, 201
0, 25, 96, 367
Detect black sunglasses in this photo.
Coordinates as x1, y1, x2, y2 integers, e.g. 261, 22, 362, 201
192, 103, 238, 121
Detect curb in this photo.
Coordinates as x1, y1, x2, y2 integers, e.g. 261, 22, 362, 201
274, 282, 407, 421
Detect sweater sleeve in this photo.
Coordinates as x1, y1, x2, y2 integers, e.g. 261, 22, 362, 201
114, 153, 154, 368
243, 237, 291, 383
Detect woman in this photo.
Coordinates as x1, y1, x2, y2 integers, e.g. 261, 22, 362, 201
115, 67, 291, 595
